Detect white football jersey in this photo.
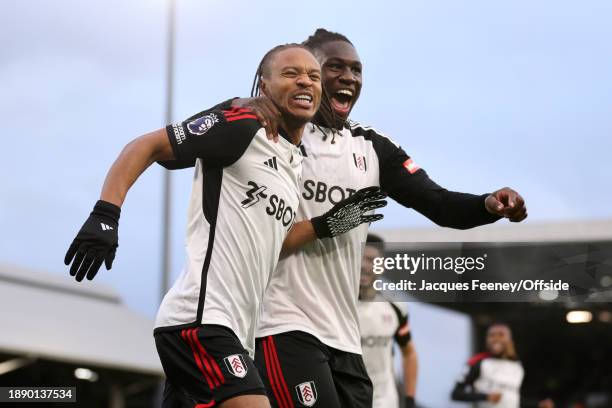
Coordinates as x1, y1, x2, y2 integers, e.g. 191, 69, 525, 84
154, 106, 302, 357
256, 121, 422, 353
454, 353, 525, 408
358, 298, 411, 408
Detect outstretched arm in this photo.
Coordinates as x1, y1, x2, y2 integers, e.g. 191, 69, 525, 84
101, 129, 175, 206
65, 129, 174, 281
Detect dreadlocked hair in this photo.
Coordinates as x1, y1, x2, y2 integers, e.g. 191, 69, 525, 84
250, 42, 343, 139
302, 28, 354, 133
250, 43, 309, 97
303, 28, 353, 50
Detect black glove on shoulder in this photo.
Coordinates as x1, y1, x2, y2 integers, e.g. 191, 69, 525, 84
64, 200, 120, 282
311, 186, 387, 239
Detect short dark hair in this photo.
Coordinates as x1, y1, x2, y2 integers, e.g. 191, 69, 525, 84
250, 43, 310, 97
488, 321, 512, 331
301, 29, 354, 132
366, 233, 385, 253
303, 28, 353, 52
366, 233, 384, 244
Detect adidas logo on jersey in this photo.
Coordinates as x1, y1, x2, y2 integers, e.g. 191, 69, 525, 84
264, 156, 278, 170
100, 223, 114, 231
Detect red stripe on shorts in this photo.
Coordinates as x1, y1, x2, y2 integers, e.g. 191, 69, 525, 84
181, 329, 215, 390
194, 401, 216, 408
193, 327, 226, 385
262, 337, 287, 408
270, 337, 295, 408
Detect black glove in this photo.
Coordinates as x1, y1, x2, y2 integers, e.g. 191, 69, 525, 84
311, 186, 387, 238
64, 200, 120, 282
405, 396, 416, 408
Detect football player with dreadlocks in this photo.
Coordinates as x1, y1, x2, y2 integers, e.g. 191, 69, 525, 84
229, 29, 527, 408
65, 43, 385, 408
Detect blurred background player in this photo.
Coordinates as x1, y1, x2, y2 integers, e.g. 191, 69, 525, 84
451, 323, 555, 408
358, 233, 418, 408
232, 28, 529, 408
65, 44, 323, 408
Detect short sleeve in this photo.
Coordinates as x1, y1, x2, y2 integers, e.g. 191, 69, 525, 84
166, 107, 261, 168
158, 98, 235, 170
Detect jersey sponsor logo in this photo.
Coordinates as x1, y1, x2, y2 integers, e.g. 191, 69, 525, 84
241, 181, 268, 208
264, 156, 278, 170
353, 153, 367, 172
172, 123, 186, 145
241, 181, 296, 229
302, 180, 357, 205
295, 381, 317, 406
223, 354, 248, 378
266, 194, 296, 229
187, 113, 219, 135
361, 335, 392, 348
403, 158, 420, 174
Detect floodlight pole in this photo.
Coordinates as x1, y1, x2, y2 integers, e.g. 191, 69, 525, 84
161, 0, 176, 302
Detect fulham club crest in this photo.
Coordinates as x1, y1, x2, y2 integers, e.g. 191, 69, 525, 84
295, 381, 317, 406
224, 354, 248, 378
353, 153, 367, 172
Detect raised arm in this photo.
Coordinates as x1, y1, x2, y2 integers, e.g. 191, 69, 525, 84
350, 123, 527, 229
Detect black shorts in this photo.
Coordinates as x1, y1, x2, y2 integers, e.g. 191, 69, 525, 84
154, 324, 267, 407
254, 331, 372, 408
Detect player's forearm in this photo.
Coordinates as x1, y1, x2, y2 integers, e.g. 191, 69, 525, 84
402, 343, 418, 397
101, 129, 174, 207
411, 190, 500, 229
385, 169, 500, 229
450, 384, 489, 402
280, 220, 316, 258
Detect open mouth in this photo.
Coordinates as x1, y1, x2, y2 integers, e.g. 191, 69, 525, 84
291, 93, 314, 111
330, 89, 354, 117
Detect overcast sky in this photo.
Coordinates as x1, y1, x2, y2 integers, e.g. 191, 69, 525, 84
2, 1, 611, 405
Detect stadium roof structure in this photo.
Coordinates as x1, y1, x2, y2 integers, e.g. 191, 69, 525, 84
0, 263, 163, 376
376, 218, 612, 243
